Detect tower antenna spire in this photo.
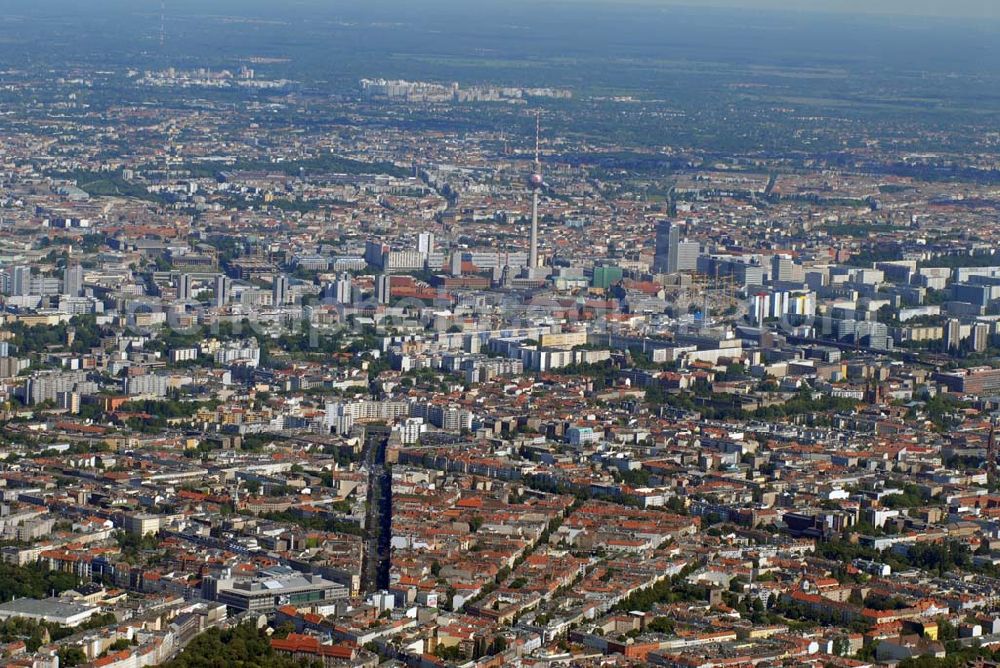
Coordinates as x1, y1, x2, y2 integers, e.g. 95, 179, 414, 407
535, 111, 541, 168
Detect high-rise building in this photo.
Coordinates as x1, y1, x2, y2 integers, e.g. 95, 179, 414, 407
677, 240, 700, 273
417, 232, 435, 256
382, 250, 425, 273
273, 274, 290, 306
972, 322, 991, 353
178, 274, 194, 301
63, 265, 84, 297
375, 274, 391, 305
771, 254, 803, 283
749, 292, 770, 325
944, 318, 962, 352
330, 274, 353, 305
592, 265, 624, 290
23, 370, 94, 405
465, 251, 528, 270
11, 266, 31, 297
214, 274, 231, 308
30, 276, 60, 296
653, 220, 680, 274
364, 240, 388, 269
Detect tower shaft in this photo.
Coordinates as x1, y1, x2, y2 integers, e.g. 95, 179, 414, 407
529, 191, 539, 269
527, 112, 541, 272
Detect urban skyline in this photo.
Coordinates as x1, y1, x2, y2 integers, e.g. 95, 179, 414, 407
0, 2, 998, 668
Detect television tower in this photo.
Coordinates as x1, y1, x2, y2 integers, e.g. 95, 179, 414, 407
527, 112, 543, 271
160, 0, 166, 48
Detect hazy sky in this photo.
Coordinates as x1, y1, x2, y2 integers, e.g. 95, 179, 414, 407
9, 0, 999, 23
599, 0, 998, 19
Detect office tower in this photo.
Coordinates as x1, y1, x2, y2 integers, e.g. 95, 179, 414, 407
375, 274, 391, 305
771, 254, 802, 283
450, 252, 463, 277
178, 273, 194, 301
214, 274, 231, 308
11, 266, 31, 296
63, 264, 84, 297
527, 113, 544, 270
273, 274, 290, 306
677, 240, 700, 272
653, 220, 679, 274
944, 318, 962, 352
417, 232, 435, 255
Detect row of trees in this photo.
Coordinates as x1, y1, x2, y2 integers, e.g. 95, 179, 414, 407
820, 538, 973, 577
259, 510, 365, 537
0, 612, 117, 654
8, 314, 106, 355
612, 564, 707, 612
119, 398, 219, 419
0, 561, 79, 601
751, 391, 859, 421
163, 623, 320, 668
